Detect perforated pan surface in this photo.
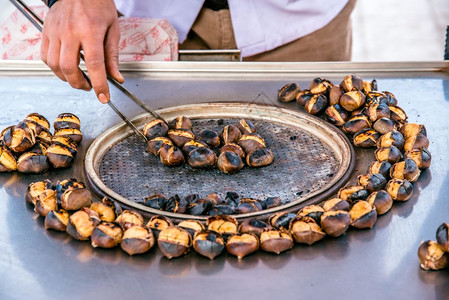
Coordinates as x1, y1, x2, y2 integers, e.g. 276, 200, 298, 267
85, 103, 355, 221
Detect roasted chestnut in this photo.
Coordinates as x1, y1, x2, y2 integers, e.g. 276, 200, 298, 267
170, 116, 192, 131
340, 90, 365, 112
389, 106, 408, 123
25, 113, 50, 131
386, 178, 413, 201
115, 210, 144, 230
90, 201, 116, 222
91, 222, 123, 248
166, 194, 180, 213
349, 200, 377, 229
207, 215, 238, 240
390, 158, 420, 183
296, 89, 313, 106
353, 128, 380, 148
403, 133, 429, 152
304, 94, 328, 115
44, 209, 69, 231
158, 226, 191, 259
60, 187, 92, 211
366, 190, 393, 215
178, 220, 205, 238
187, 147, 217, 169
363, 79, 377, 94
418, 240, 449, 271
405, 148, 431, 169
337, 185, 369, 202
269, 212, 297, 230
35, 189, 57, 217
198, 129, 220, 148
121, 226, 155, 255
54, 113, 81, 130
278, 82, 301, 102
142, 119, 169, 140
54, 128, 83, 144
401, 123, 427, 139
320, 210, 351, 237
0, 146, 17, 172
208, 205, 236, 216
260, 196, 282, 210
322, 197, 350, 212
182, 140, 208, 155
36, 128, 52, 146
219, 143, 245, 159
297, 205, 325, 224
239, 219, 271, 237
147, 137, 173, 156
328, 85, 343, 106
236, 119, 257, 134
342, 115, 371, 135
226, 233, 259, 259
436, 223, 449, 252
325, 104, 349, 127
225, 191, 240, 206
66, 209, 96, 241
159, 144, 185, 167
340, 74, 364, 92
238, 133, 266, 154
365, 91, 386, 106
22, 119, 42, 136
82, 207, 101, 227
375, 146, 402, 164
246, 148, 274, 168
377, 130, 404, 149
188, 198, 212, 216
167, 129, 194, 147
357, 173, 387, 193
221, 125, 242, 144
204, 192, 224, 206
289, 216, 325, 245
146, 215, 174, 239
379, 91, 398, 106
46, 144, 75, 168
259, 229, 294, 254
3, 122, 35, 153
368, 161, 392, 178
25, 179, 53, 205
373, 117, 395, 134
309, 77, 332, 95
193, 230, 225, 260
236, 198, 262, 214
367, 103, 390, 122
51, 136, 78, 155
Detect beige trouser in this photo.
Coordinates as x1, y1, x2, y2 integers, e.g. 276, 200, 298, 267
180, 0, 356, 61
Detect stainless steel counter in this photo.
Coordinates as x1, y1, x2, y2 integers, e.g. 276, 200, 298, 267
1, 61, 449, 300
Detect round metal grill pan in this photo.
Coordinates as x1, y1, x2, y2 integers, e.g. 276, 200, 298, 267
85, 103, 355, 221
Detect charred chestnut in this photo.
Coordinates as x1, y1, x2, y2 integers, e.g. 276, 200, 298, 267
187, 147, 217, 169
147, 137, 173, 156
204, 193, 223, 206
170, 116, 192, 131
403, 134, 429, 152
35, 189, 57, 217
379, 91, 398, 106
146, 215, 174, 239
401, 123, 427, 139
121, 226, 155, 255
44, 209, 69, 231
91, 222, 123, 248
377, 130, 404, 149
25, 113, 50, 131
325, 104, 349, 127
219, 143, 245, 159
82, 207, 101, 227
178, 220, 205, 238
158, 226, 191, 259
328, 85, 343, 106
51, 136, 77, 155
390, 158, 420, 183
165, 194, 181, 213
322, 197, 350, 212
342, 115, 371, 135
297, 205, 325, 224
268, 212, 296, 230
290, 216, 325, 245
167, 129, 194, 147
340, 74, 364, 92
386, 178, 413, 201
159, 144, 185, 167
221, 125, 242, 144
226, 233, 259, 259
296, 90, 313, 106
375, 146, 403, 164
188, 198, 212, 216
207, 215, 238, 240
90, 202, 116, 222
278, 82, 301, 102
405, 148, 431, 169
198, 129, 220, 148
259, 229, 294, 254
225, 191, 240, 207
357, 173, 387, 193
368, 161, 392, 178
365, 91, 386, 106
304, 94, 328, 115
389, 106, 408, 123
36, 128, 52, 146
239, 219, 271, 237
60, 188, 92, 211
349, 200, 377, 229
353, 128, 380, 148
238, 133, 266, 154
310, 78, 332, 95
66, 210, 96, 241
25, 179, 53, 205
260, 196, 282, 210
236, 119, 257, 134
340, 90, 365, 112
193, 230, 225, 260
236, 198, 262, 214
363, 79, 378, 94
246, 148, 274, 168
337, 185, 369, 202
366, 190, 393, 215
373, 117, 395, 134
418, 240, 449, 271
115, 210, 144, 230
208, 205, 236, 216
3, 122, 35, 153
54, 128, 83, 144
53, 113, 81, 130
320, 210, 351, 237
46, 144, 75, 168
367, 103, 390, 122
182, 140, 208, 155
0, 146, 17, 172
142, 119, 169, 140
436, 223, 449, 252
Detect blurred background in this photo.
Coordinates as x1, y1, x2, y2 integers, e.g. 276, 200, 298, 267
1, 0, 449, 61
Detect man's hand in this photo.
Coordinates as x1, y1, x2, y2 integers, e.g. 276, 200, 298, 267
41, 0, 124, 103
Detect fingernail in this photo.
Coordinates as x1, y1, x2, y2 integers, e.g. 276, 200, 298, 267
117, 72, 125, 83
98, 93, 109, 103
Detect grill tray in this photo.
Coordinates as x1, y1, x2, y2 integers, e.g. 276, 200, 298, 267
85, 103, 355, 221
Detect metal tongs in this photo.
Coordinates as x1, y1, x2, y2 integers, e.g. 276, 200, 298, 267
9, 0, 166, 144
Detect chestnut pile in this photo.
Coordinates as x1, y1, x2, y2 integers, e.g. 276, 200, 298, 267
144, 116, 274, 174
0, 113, 83, 173
140, 191, 282, 216
418, 223, 449, 271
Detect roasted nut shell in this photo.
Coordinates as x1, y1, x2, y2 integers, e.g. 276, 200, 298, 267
25, 113, 50, 131
349, 201, 377, 229
367, 103, 390, 122
54, 113, 81, 130
170, 116, 192, 130
401, 123, 427, 139
325, 104, 349, 127
298, 205, 325, 225
66, 210, 96, 241
167, 129, 194, 147
357, 173, 387, 193
340, 74, 364, 92
221, 125, 242, 144
115, 210, 144, 230
322, 198, 350, 212
368, 161, 392, 178
54, 128, 83, 144
290, 217, 325, 245
338, 185, 369, 202
236, 119, 257, 134
304, 94, 328, 115
91, 222, 123, 248
342, 115, 371, 135
182, 140, 208, 155
403, 133, 429, 152
90, 202, 116, 222
239, 219, 272, 237
246, 148, 274, 168
377, 130, 405, 150
239, 133, 266, 154
44, 209, 69, 231
4, 122, 35, 153
418, 240, 449, 271
328, 85, 343, 106
178, 220, 205, 238
260, 196, 282, 210
142, 119, 169, 140
46, 144, 75, 168
340, 90, 365, 112
278, 82, 301, 102
375, 146, 403, 164
436, 223, 449, 252
0, 146, 17, 172
147, 137, 173, 156
207, 215, 238, 239
146, 215, 174, 239
25, 179, 53, 205
389, 106, 408, 123
269, 212, 297, 230
35, 189, 57, 217
390, 158, 421, 183
60, 188, 92, 211
386, 178, 413, 201
198, 129, 220, 148
405, 148, 431, 169
353, 128, 380, 148
157, 226, 191, 259
373, 117, 395, 134
366, 190, 393, 215
121, 226, 155, 255
187, 147, 217, 169
193, 230, 225, 260
320, 210, 351, 237
310, 77, 332, 95
159, 144, 185, 167
219, 143, 245, 159
226, 233, 259, 259
259, 229, 294, 254
296, 90, 313, 106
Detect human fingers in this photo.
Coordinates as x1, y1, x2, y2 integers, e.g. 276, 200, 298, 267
46, 40, 67, 82
40, 32, 49, 65
59, 41, 92, 91
104, 20, 124, 84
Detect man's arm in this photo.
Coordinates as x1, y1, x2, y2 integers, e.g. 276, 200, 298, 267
41, 0, 124, 103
